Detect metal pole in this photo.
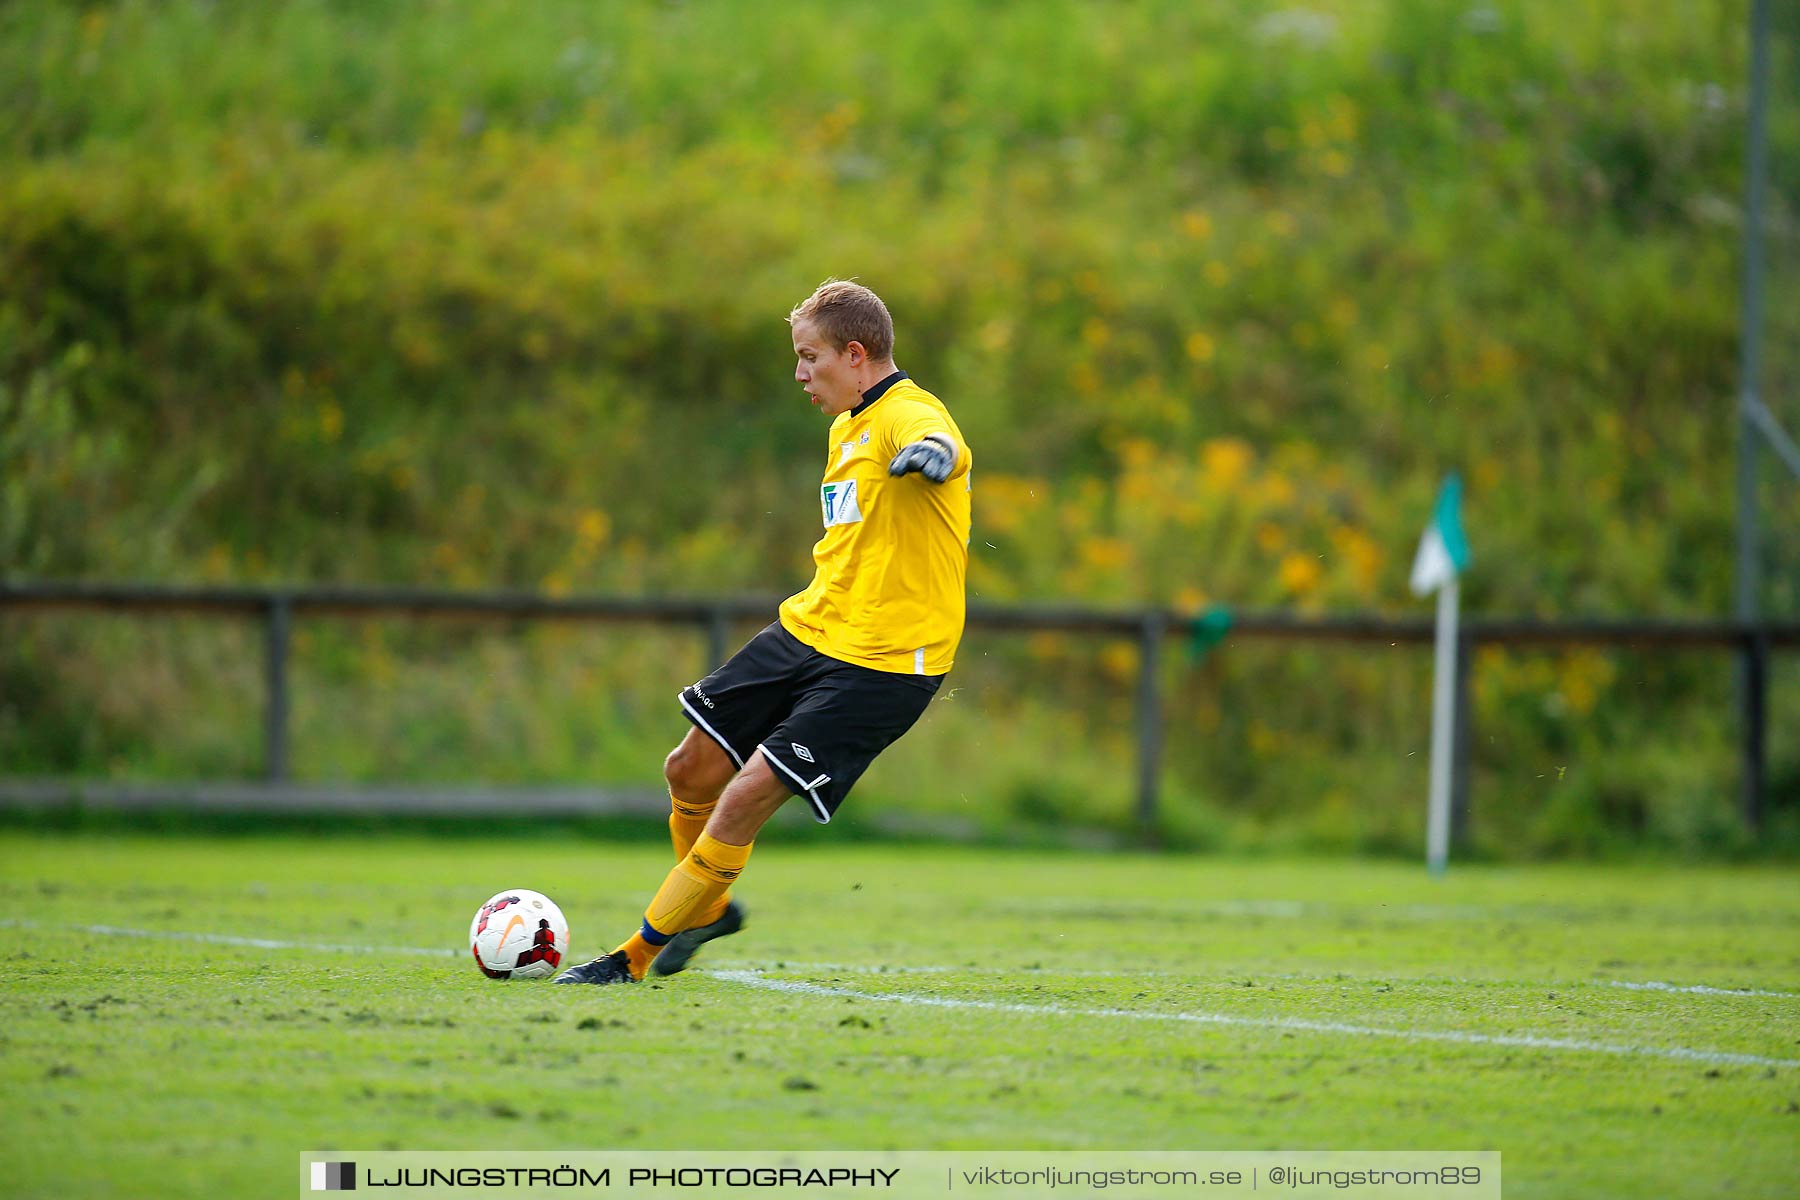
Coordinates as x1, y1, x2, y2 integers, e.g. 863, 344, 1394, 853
264, 595, 292, 782
1736, 0, 1771, 833
1135, 612, 1166, 844
1745, 630, 1768, 833
1426, 578, 1460, 876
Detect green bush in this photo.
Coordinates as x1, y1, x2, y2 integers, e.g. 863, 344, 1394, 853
1, 0, 1793, 855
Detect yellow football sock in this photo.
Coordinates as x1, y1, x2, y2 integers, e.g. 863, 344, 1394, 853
614, 833, 753, 979
669, 793, 732, 926
669, 797, 710, 860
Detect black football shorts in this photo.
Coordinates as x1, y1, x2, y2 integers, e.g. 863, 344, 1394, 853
678, 622, 942, 823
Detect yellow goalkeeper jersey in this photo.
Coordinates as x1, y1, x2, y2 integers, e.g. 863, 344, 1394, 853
778, 373, 972, 675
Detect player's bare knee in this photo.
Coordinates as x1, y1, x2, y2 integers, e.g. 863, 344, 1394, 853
661, 748, 710, 799
664, 739, 731, 801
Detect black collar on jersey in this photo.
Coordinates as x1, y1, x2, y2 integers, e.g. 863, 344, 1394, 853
850, 370, 908, 418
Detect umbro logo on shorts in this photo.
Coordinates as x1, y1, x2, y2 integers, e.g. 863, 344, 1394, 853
792, 743, 815, 763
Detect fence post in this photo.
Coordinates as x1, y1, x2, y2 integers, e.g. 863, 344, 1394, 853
706, 607, 730, 672
264, 595, 291, 782
1743, 628, 1768, 833
1135, 611, 1166, 845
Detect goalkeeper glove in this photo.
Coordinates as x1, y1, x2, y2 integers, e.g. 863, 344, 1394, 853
888, 436, 957, 484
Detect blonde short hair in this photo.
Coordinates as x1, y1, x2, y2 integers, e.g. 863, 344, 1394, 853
788, 279, 894, 361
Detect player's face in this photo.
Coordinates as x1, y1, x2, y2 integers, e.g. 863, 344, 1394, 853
792, 319, 863, 418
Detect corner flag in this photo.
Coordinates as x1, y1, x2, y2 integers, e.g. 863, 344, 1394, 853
1410, 474, 1470, 596
1414, 473, 1470, 877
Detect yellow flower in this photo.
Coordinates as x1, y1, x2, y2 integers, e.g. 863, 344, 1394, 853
815, 99, 862, 144
1278, 551, 1321, 595
980, 474, 1046, 513
1329, 526, 1384, 593
1203, 261, 1231, 288
1181, 209, 1213, 240
1559, 652, 1614, 716
1200, 437, 1255, 489
1116, 438, 1157, 471
1256, 473, 1296, 507
576, 509, 611, 545
202, 544, 232, 580
1185, 331, 1217, 363
1100, 642, 1139, 683
1081, 537, 1132, 571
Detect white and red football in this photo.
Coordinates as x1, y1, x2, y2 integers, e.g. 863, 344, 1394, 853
469, 889, 569, 980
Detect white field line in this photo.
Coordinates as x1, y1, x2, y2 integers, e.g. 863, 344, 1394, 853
710, 971, 1800, 1070
21, 920, 1798, 1069
721, 960, 1800, 999
3, 919, 460, 958
1599, 979, 1797, 999
15, 922, 1797, 998
1014, 897, 1794, 924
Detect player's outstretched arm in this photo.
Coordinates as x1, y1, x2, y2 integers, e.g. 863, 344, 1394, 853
888, 435, 958, 484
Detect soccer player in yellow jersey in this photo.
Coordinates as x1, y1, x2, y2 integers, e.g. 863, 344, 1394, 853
557, 280, 971, 986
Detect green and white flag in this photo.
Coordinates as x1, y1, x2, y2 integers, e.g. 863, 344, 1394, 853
1410, 474, 1471, 597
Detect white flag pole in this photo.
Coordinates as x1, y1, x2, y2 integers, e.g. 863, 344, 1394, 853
1426, 575, 1460, 877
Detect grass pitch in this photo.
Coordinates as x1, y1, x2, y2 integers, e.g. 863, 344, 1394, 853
1, 833, 1795, 1199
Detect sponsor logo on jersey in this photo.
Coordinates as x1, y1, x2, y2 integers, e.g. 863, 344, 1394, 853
839, 430, 874, 464
821, 480, 863, 527
792, 743, 815, 763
